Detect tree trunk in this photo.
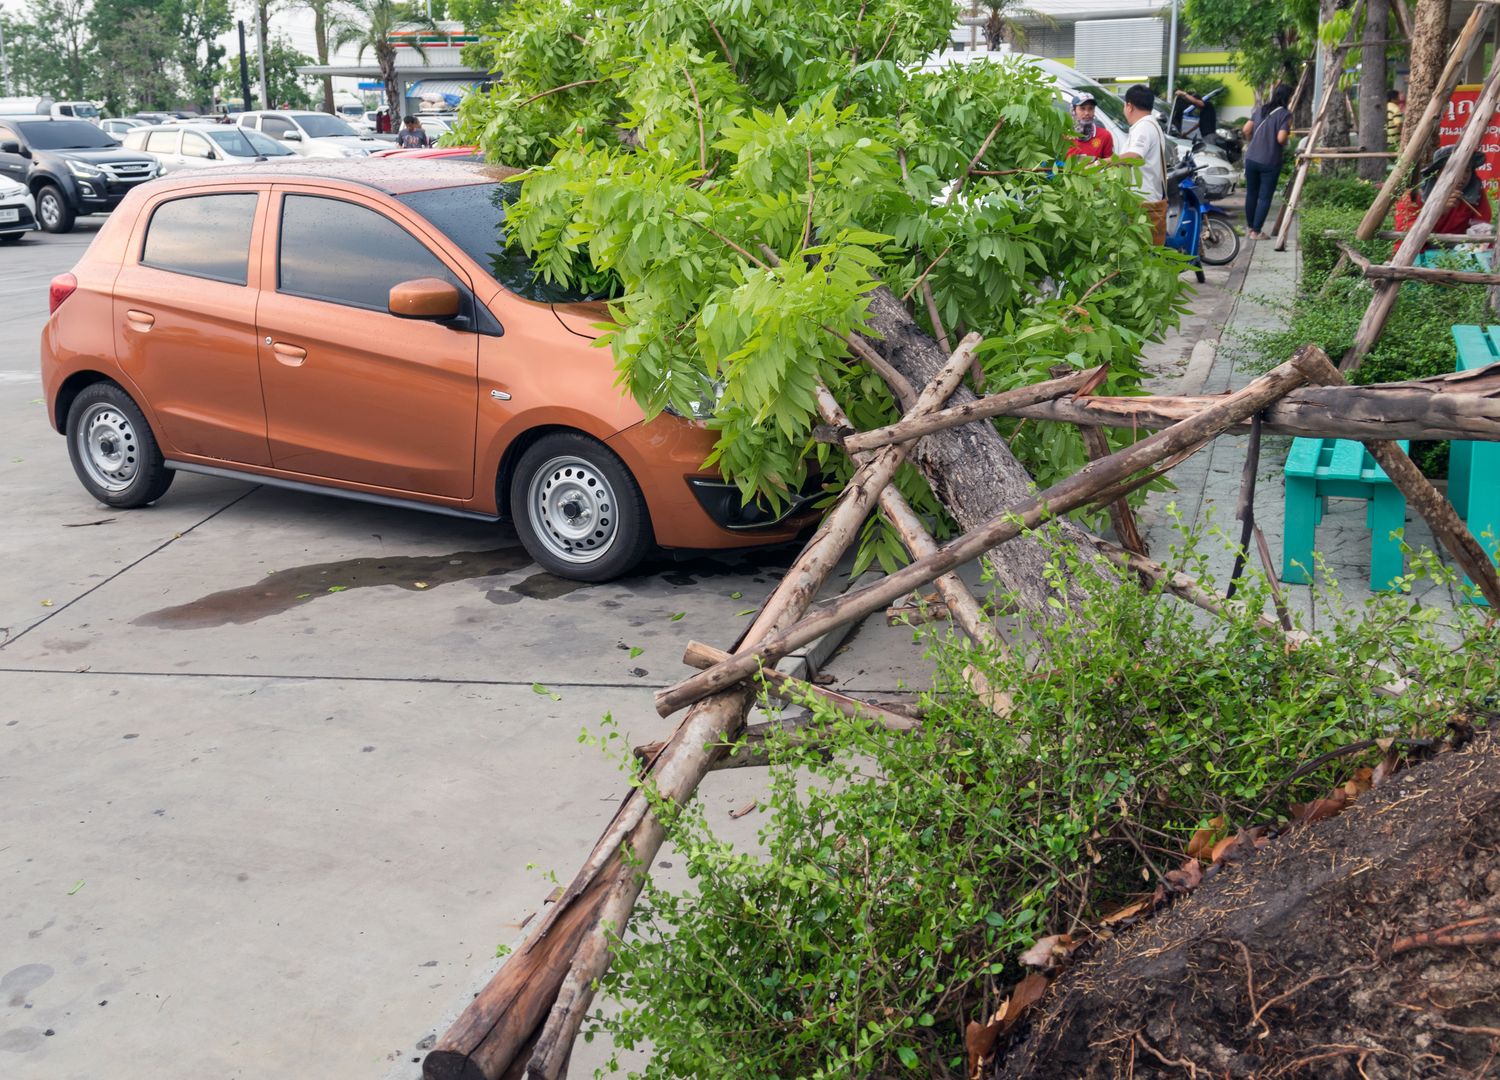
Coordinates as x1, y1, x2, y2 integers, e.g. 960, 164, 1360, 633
1321, 0, 1354, 168
1359, 0, 1391, 178
859, 287, 1105, 611
1403, 0, 1453, 152
314, 2, 334, 115
380, 45, 401, 122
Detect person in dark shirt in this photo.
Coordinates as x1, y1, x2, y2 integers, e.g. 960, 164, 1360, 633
396, 115, 432, 149
1241, 83, 1294, 239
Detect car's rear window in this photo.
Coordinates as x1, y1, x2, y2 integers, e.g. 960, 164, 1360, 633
396, 183, 616, 304
141, 193, 258, 285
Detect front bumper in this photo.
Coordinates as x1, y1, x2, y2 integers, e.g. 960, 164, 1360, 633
0, 198, 35, 232
686, 476, 823, 531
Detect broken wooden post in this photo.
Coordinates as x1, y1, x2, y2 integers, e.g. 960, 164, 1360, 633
1356, 4, 1493, 242
655, 354, 1314, 717
1337, 239, 1500, 286
1292, 348, 1500, 606
986, 366, 1500, 443
1077, 373, 1148, 556
1343, 51, 1500, 371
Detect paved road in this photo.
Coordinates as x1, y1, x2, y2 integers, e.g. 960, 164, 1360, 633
0, 221, 802, 1078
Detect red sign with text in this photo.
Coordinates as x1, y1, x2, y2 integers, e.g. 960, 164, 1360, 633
1438, 84, 1500, 196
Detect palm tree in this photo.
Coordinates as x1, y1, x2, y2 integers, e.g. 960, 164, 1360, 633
331, 0, 439, 122
971, 0, 1051, 51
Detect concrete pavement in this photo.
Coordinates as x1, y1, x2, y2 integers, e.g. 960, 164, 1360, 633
0, 222, 804, 1078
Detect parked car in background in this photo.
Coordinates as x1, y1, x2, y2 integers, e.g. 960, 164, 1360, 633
0, 117, 157, 233
0, 176, 37, 241
369, 144, 480, 160
122, 123, 296, 172
39, 160, 815, 580
236, 110, 379, 157
101, 117, 148, 141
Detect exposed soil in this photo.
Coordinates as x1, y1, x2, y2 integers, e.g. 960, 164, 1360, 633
993, 734, 1500, 1079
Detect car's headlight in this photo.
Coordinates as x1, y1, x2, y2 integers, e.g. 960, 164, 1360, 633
66, 160, 106, 179
0, 178, 26, 197
664, 374, 726, 420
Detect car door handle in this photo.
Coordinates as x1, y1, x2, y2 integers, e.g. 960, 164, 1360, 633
125, 309, 154, 331
271, 341, 307, 366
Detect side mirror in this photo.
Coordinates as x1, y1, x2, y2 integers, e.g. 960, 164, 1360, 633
389, 277, 461, 321
282, 130, 303, 142
206, 149, 219, 160
0, 140, 20, 154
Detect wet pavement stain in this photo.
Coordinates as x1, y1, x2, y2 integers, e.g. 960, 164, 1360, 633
509, 572, 588, 600
134, 547, 533, 629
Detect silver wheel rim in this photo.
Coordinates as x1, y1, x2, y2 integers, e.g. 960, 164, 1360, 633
1201, 220, 1235, 262
39, 192, 59, 228
526, 455, 619, 565
75, 402, 140, 493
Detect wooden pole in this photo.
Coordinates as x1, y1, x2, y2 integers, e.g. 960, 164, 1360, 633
1356, 4, 1492, 241
1343, 49, 1500, 371
854, 366, 1500, 444
831, 366, 1106, 454
654, 354, 1314, 717
1297, 150, 1399, 159
1276, 1, 1366, 252
1078, 377, 1148, 557
1336, 238, 1500, 285
1296, 348, 1500, 607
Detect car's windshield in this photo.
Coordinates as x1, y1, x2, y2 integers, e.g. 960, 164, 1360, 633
294, 113, 357, 138
397, 182, 617, 304
242, 129, 295, 156
68, 103, 100, 120
17, 119, 117, 149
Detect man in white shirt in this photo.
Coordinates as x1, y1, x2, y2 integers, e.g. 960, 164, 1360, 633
1118, 84, 1168, 244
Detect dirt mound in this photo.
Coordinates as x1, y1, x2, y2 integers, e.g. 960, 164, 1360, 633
994, 735, 1500, 1079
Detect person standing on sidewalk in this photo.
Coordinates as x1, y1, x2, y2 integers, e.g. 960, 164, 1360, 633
1119, 84, 1169, 244
1242, 83, 1294, 239
1065, 92, 1115, 161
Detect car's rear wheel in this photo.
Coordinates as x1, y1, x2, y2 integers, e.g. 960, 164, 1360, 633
509, 432, 653, 582
65, 382, 174, 508
36, 184, 74, 234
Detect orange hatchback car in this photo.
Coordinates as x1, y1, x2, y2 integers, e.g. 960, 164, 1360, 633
40, 160, 813, 580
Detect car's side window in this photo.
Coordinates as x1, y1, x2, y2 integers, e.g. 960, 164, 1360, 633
182, 133, 212, 159
278, 194, 459, 312
122, 131, 147, 150
262, 117, 293, 139
146, 130, 179, 154
141, 193, 258, 286
238, 115, 256, 130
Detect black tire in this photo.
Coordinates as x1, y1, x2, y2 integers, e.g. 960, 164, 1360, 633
508, 432, 653, 582
65, 382, 174, 508
1199, 216, 1241, 265
36, 184, 75, 234
0, 233, 24, 243
1194, 267, 1206, 284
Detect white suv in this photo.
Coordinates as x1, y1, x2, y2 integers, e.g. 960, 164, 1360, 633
236, 110, 379, 158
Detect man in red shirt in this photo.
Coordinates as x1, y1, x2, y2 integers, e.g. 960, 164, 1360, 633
1065, 93, 1114, 161
1393, 146, 1493, 243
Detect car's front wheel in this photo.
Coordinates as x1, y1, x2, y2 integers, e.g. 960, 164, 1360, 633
36, 184, 75, 234
509, 432, 653, 582
65, 382, 174, 508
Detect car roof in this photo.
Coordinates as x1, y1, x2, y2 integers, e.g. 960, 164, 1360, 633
149, 156, 522, 196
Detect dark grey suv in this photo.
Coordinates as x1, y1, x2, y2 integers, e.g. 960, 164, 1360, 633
0, 117, 159, 233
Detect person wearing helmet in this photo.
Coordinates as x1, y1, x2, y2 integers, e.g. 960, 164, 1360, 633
1393, 146, 1492, 242
1065, 92, 1114, 161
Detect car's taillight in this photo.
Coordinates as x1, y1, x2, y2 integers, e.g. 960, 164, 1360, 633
48, 272, 77, 314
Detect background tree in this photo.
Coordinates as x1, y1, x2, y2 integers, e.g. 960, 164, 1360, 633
94, 9, 182, 111
0, 0, 96, 98
301, 0, 337, 115
1181, 0, 1316, 108
1403, 0, 1451, 149
331, 0, 437, 122
217, 35, 317, 109
170, 0, 232, 111
454, 0, 1188, 551
1358, 0, 1391, 178
973, 0, 1048, 50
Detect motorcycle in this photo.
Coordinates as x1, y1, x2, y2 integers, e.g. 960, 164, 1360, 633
1165, 147, 1241, 282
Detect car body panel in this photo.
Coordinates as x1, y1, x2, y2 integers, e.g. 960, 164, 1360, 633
38, 164, 811, 552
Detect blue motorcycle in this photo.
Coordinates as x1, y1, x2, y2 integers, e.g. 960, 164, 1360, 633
1165, 146, 1240, 282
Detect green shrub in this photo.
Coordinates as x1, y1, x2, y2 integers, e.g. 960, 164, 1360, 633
1298, 204, 1385, 282
1300, 172, 1381, 210
587, 533, 1498, 1078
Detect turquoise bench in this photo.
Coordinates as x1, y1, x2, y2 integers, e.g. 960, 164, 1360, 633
1283, 438, 1409, 590
1449, 325, 1500, 605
